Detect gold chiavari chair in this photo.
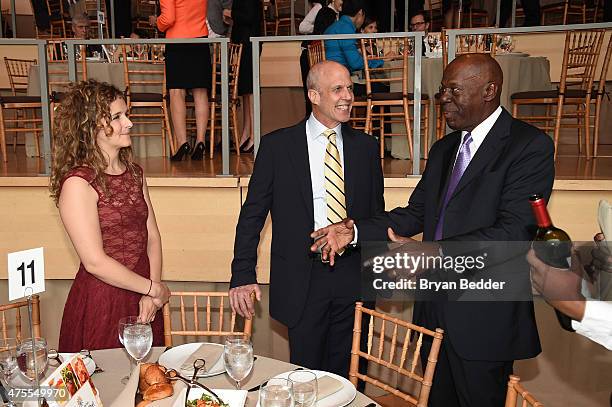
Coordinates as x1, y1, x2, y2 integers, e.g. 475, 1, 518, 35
45, 0, 69, 38
360, 37, 430, 160
162, 291, 254, 347
504, 375, 544, 407
591, 35, 611, 158
511, 29, 605, 160
307, 40, 325, 68
272, 0, 303, 36
121, 43, 173, 156
465, 5, 489, 28
0, 58, 43, 161
133, 0, 159, 38
348, 303, 444, 407
0, 295, 41, 341
203, 43, 243, 159
83, 0, 109, 39
541, 0, 586, 25
425, 0, 444, 31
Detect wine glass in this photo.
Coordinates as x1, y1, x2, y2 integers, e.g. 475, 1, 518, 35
223, 337, 253, 389
16, 337, 48, 381
288, 371, 317, 407
259, 378, 294, 407
106, 44, 119, 63
0, 338, 19, 407
118, 316, 152, 384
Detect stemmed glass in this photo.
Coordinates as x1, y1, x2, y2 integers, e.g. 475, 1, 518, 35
106, 44, 119, 63
223, 337, 253, 389
0, 338, 19, 407
259, 378, 294, 407
288, 371, 317, 407
118, 316, 152, 384
16, 338, 48, 381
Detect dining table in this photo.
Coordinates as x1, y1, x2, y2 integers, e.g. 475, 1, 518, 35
74, 346, 379, 406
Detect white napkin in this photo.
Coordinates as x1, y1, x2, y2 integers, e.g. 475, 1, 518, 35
172, 388, 248, 407
597, 200, 612, 300
316, 375, 344, 401
180, 344, 223, 375
110, 363, 186, 407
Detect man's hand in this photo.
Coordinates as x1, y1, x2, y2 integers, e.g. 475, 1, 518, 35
526, 248, 586, 321
139, 295, 158, 323
148, 15, 157, 27
229, 284, 261, 319
310, 219, 355, 266
222, 8, 232, 24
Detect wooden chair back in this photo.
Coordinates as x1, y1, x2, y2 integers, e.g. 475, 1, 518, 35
134, 0, 159, 38
0, 295, 41, 341
4, 58, 37, 96
504, 375, 544, 407
349, 302, 444, 407
162, 291, 254, 347
559, 29, 605, 94
360, 37, 409, 96
121, 43, 166, 103
46, 41, 87, 94
426, 0, 444, 28
45, 0, 68, 37
83, 0, 109, 38
307, 40, 326, 68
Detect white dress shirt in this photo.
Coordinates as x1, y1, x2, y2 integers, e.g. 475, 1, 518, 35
455, 105, 503, 163
306, 113, 345, 232
572, 301, 612, 350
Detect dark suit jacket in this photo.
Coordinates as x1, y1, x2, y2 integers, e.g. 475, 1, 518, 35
230, 120, 385, 328
358, 108, 555, 361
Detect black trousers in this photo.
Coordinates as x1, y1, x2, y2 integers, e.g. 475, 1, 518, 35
287, 257, 369, 379
419, 303, 514, 407
500, 0, 541, 27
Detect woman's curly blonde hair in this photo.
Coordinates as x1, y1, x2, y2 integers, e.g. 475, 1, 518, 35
49, 80, 136, 205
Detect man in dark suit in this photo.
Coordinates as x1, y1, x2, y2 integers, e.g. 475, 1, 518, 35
312, 54, 555, 406
229, 60, 384, 377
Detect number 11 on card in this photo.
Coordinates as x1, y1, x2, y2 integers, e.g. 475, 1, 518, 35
7, 247, 45, 301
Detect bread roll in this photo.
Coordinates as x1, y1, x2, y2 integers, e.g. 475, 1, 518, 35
144, 364, 168, 386
142, 383, 174, 400
139, 363, 156, 393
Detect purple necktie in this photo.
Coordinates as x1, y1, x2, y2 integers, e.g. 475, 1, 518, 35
434, 132, 473, 241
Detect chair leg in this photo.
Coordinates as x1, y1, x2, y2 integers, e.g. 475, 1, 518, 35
209, 101, 216, 159
232, 103, 241, 157
593, 98, 603, 157
403, 99, 414, 160
584, 101, 591, 160
423, 101, 430, 160
365, 101, 373, 135
163, 101, 174, 156
0, 105, 7, 162
577, 105, 583, 155
380, 111, 385, 159
553, 97, 564, 160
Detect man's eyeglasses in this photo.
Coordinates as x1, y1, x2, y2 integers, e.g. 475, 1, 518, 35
410, 21, 427, 28
438, 85, 463, 97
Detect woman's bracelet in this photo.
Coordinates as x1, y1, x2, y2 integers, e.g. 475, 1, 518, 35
146, 279, 153, 296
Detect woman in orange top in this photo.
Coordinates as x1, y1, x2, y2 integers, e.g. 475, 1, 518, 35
150, 0, 211, 161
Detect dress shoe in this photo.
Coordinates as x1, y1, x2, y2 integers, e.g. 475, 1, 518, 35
191, 142, 205, 160
170, 142, 191, 161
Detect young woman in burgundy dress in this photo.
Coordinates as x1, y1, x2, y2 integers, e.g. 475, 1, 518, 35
49, 80, 171, 352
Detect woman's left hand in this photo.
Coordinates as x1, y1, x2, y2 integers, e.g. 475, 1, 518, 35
148, 15, 157, 27
139, 295, 159, 323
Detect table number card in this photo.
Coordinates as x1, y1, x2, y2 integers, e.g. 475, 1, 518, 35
7, 247, 45, 301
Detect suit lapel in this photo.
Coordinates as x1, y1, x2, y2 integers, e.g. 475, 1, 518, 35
341, 123, 356, 216
450, 109, 513, 200
435, 133, 461, 212
287, 120, 315, 225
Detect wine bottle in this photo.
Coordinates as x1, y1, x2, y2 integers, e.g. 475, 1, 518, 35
528, 194, 575, 332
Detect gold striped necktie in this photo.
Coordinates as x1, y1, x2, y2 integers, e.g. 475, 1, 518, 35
324, 129, 347, 224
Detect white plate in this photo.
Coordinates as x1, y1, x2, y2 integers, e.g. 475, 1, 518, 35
177, 388, 247, 407
58, 353, 96, 376
265, 370, 356, 407
158, 342, 226, 378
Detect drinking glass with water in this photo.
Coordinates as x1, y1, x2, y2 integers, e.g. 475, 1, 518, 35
118, 316, 153, 384
259, 378, 294, 407
223, 337, 253, 390
288, 370, 317, 407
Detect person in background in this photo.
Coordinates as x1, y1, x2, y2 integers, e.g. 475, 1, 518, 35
151, 0, 211, 161
231, 0, 262, 153
207, 0, 233, 38
360, 15, 377, 33
527, 234, 612, 350
71, 14, 104, 57
410, 10, 429, 33
324, 0, 383, 96
300, 0, 327, 116
300, 0, 326, 34
314, 0, 342, 35
500, 0, 540, 27
50, 80, 170, 352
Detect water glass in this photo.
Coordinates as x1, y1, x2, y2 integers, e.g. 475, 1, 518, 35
0, 338, 19, 406
223, 337, 253, 389
259, 378, 294, 407
16, 338, 48, 381
118, 316, 152, 384
288, 371, 317, 407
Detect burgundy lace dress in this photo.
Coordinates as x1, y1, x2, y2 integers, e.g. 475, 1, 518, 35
58, 165, 164, 352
